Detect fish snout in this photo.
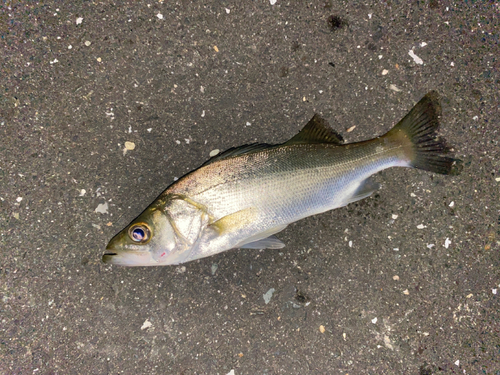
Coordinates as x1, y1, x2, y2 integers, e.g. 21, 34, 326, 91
102, 241, 119, 264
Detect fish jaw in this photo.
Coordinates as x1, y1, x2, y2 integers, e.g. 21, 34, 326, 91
102, 236, 186, 266
102, 250, 157, 266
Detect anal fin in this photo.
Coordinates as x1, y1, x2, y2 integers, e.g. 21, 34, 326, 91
340, 178, 379, 207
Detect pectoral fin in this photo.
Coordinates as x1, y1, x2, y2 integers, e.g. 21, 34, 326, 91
209, 208, 258, 235
240, 235, 285, 249
234, 224, 288, 249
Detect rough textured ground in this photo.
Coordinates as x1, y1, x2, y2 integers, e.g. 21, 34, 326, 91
1, 1, 499, 374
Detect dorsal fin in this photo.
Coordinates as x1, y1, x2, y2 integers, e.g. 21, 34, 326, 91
284, 114, 344, 145
201, 143, 273, 166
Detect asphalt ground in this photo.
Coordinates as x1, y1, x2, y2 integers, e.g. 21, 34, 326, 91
1, 1, 499, 374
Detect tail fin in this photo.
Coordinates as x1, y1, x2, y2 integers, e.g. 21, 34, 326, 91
386, 91, 462, 175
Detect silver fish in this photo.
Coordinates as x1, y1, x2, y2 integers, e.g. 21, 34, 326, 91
103, 91, 461, 266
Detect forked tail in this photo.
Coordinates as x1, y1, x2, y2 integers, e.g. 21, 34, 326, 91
385, 91, 462, 175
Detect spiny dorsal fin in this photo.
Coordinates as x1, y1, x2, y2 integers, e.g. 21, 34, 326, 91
284, 114, 344, 145
202, 143, 273, 166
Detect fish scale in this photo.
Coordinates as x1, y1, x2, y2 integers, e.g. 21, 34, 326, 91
182, 142, 395, 222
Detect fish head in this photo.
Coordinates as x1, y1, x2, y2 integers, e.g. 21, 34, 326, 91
102, 207, 186, 266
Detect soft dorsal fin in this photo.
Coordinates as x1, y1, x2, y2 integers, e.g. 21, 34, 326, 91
202, 143, 273, 166
284, 114, 344, 145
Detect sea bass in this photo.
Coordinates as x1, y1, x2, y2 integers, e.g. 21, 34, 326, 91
103, 92, 461, 266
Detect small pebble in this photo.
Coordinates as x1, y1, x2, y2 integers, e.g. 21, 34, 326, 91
403, 289, 409, 295
408, 49, 423, 65
263, 288, 275, 304
95, 202, 108, 214
209, 149, 220, 157
76, 17, 83, 25
319, 325, 325, 333
371, 317, 377, 324
382, 69, 389, 75
141, 319, 152, 330
124, 141, 135, 150
346, 126, 356, 133
444, 238, 451, 249
157, 13, 163, 20
213, 45, 219, 52
84, 40, 91, 46
389, 84, 402, 92
211, 263, 218, 275
393, 275, 399, 281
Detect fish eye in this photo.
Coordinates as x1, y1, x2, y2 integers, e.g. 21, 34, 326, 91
128, 223, 151, 244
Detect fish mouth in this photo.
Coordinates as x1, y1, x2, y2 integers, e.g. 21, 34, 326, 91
103, 251, 117, 256
102, 252, 117, 264
101, 249, 156, 266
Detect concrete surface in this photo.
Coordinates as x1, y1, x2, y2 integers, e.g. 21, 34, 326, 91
1, 1, 499, 374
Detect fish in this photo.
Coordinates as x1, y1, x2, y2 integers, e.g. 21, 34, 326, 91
103, 91, 462, 266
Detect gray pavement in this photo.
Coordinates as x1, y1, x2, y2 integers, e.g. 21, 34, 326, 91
1, 1, 499, 374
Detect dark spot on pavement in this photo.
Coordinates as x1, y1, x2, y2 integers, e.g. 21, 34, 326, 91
327, 15, 348, 31
291, 41, 300, 52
